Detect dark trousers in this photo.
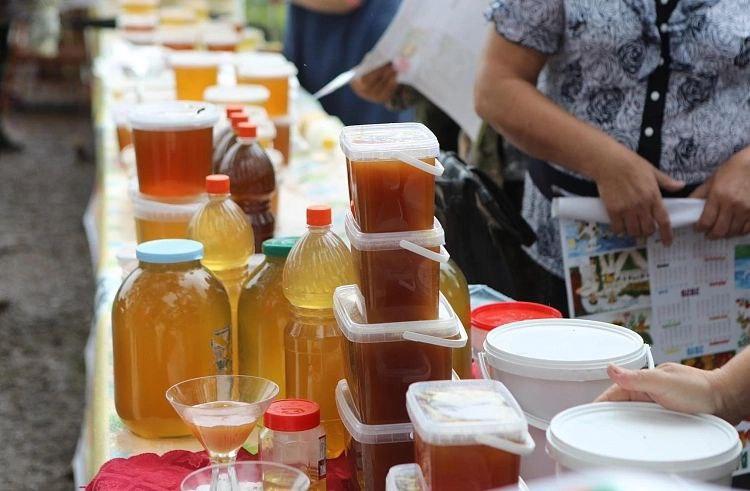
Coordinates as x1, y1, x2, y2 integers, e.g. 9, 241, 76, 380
0, 23, 9, 113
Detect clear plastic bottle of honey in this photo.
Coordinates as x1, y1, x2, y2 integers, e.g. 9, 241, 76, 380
188, 174, 255, 370
440, 259, 473, 379
282, 205, 355, 459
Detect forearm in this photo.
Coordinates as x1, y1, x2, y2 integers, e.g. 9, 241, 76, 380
712, 349, 750, 424
290, 0, 360, 14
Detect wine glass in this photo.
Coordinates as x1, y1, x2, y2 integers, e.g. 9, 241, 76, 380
167, 375, 279, 490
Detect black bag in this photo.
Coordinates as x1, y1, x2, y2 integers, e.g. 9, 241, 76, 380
435, 151, 536, 298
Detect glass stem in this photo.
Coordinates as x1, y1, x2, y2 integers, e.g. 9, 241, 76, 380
210, 452, 240, 491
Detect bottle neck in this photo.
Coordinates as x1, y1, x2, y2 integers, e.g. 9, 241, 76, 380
208, 192, 230, 201
307, 224, 331, 234
237, 136, 257, 145
290, 304, 334, 318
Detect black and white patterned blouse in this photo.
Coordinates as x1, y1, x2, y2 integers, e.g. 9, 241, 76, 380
486, 0, 750, 277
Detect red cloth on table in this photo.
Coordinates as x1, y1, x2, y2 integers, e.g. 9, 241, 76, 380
86, 449, 356, 490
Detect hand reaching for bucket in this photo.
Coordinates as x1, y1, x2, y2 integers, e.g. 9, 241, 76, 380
595, 362, 745, 424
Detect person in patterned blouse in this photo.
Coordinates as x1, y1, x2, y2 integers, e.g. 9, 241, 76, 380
475, 0, 750, 311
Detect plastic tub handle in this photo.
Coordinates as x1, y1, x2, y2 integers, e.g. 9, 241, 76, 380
393, 151, 445, 177
475, 431, 536, 456
645, 344, 655, 369
477, 351, 492, 380
402, 321, 468, 348
399, 242, 450, 263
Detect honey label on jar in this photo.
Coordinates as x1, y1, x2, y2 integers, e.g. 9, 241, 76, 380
211, 325, 232, 374
317, 434, 327, 478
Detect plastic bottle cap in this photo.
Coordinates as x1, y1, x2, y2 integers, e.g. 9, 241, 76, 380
225, 105, 244, 118
236, 122, 257, 139
229, 112, 248, 128
262, 237, 299, 258
206, 174, 230, 194
263, 399, 320, 432
307, 205, 331, 226
136, 239, 203, 263
471, 302, 563, 332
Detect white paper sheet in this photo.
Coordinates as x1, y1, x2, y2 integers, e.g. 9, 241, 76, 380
328, 0, 488, 139
554, 197, 749, 366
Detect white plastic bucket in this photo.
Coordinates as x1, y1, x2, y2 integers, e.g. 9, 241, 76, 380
546, 402, 742, 485
480, 318, 653, 421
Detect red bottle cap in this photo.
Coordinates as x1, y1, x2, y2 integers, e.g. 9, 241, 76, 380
307, 205, 331, 226
229, 112, 248, 128
205, 174, 230, 194
236, 122, 257, 139
264, 399, 321, 432
471, 302, 563, 332
225, 104, 244, 118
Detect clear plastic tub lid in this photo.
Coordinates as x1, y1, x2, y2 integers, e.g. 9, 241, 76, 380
483, 318, 652, 381
168, 50, 229, 68
130, 189, 207, 221
117, 14, 159, 27
385, 464, 427, 491
333, 284, 464, 346
340, 123, 439, 162
156, 26, 197, 43
344, 211, 444, 251
234, 51, 289, 68
547, 403, 742, 480
202, 26, 240, 45
112, 102, 132, 126
203, 84, 270, 105
236, 60, 298, 79
120, 0, 159, 6
128, 100, 219, 131
335, 379, 414, 445
406, 380, 532, 452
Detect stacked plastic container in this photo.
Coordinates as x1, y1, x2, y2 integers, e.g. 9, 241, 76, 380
127, 100, 219, 243
336, 123, 468, 490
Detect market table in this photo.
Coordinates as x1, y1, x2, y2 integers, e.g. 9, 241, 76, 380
72, 31, 351, 487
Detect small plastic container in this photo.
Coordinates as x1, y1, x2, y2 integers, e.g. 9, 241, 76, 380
168, 51, 227, 101
271, 115, 293, 165
470, 302, 562, 357
345, 211, 449, 323
406, 380, 534, 491
547, 402, 742, 485
112, 102, 133, 152
479, 318, 653, 422
340, 123, 442, 233
385, 464, 427, 491
333, 284, 466, 425
260, 399, 327, 488
131, 191, 206, 243
159, 5, 197, 26
129, 101, 219, 198
203, 84, 270, 109
119, 0, 159, 15
203, 27, 240, 52
336, 380, 415, 491
117, 14, 158, 44
236, 62, 297, 117
156, 26, 197, 50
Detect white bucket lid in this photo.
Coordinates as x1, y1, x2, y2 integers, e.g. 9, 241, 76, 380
335, 379, 414, 445
385, 464, 427, 491
333, 284, 466, 347
483, 318, 651, 381
203, 84, 270, 105
168, 50, 229, 68
547, 402, 742, 481
237, 61, 297, 79
340, 123, 439, 162
128, 101, 219, 131
130, 190, 207, 221
406, 380, 533, 454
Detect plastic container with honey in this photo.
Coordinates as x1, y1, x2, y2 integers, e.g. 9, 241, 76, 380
271, 114, 292, 165
203, 84, 270, 110
333, 284, 466, 425
168, 51, 226, 101
336, 379, 415, 491
203, 27, 240, 52
156, 27, 197, 50
112, 102, 133, 152
118, 0, 158, 15
159, 6, 197, 27
345, 211, 448, 324
340, 123, 443, 233
236, 62, 297, 117
129, 101, 219, 198
131, 191, 206, 243
406, 380, 534, 491
117, 14, 158, 44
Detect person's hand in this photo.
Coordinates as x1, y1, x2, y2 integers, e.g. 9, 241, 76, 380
594, 156, 685, 245
351, 63, 398, 104
595, 363, 724, 416
691, 149, 750, 239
